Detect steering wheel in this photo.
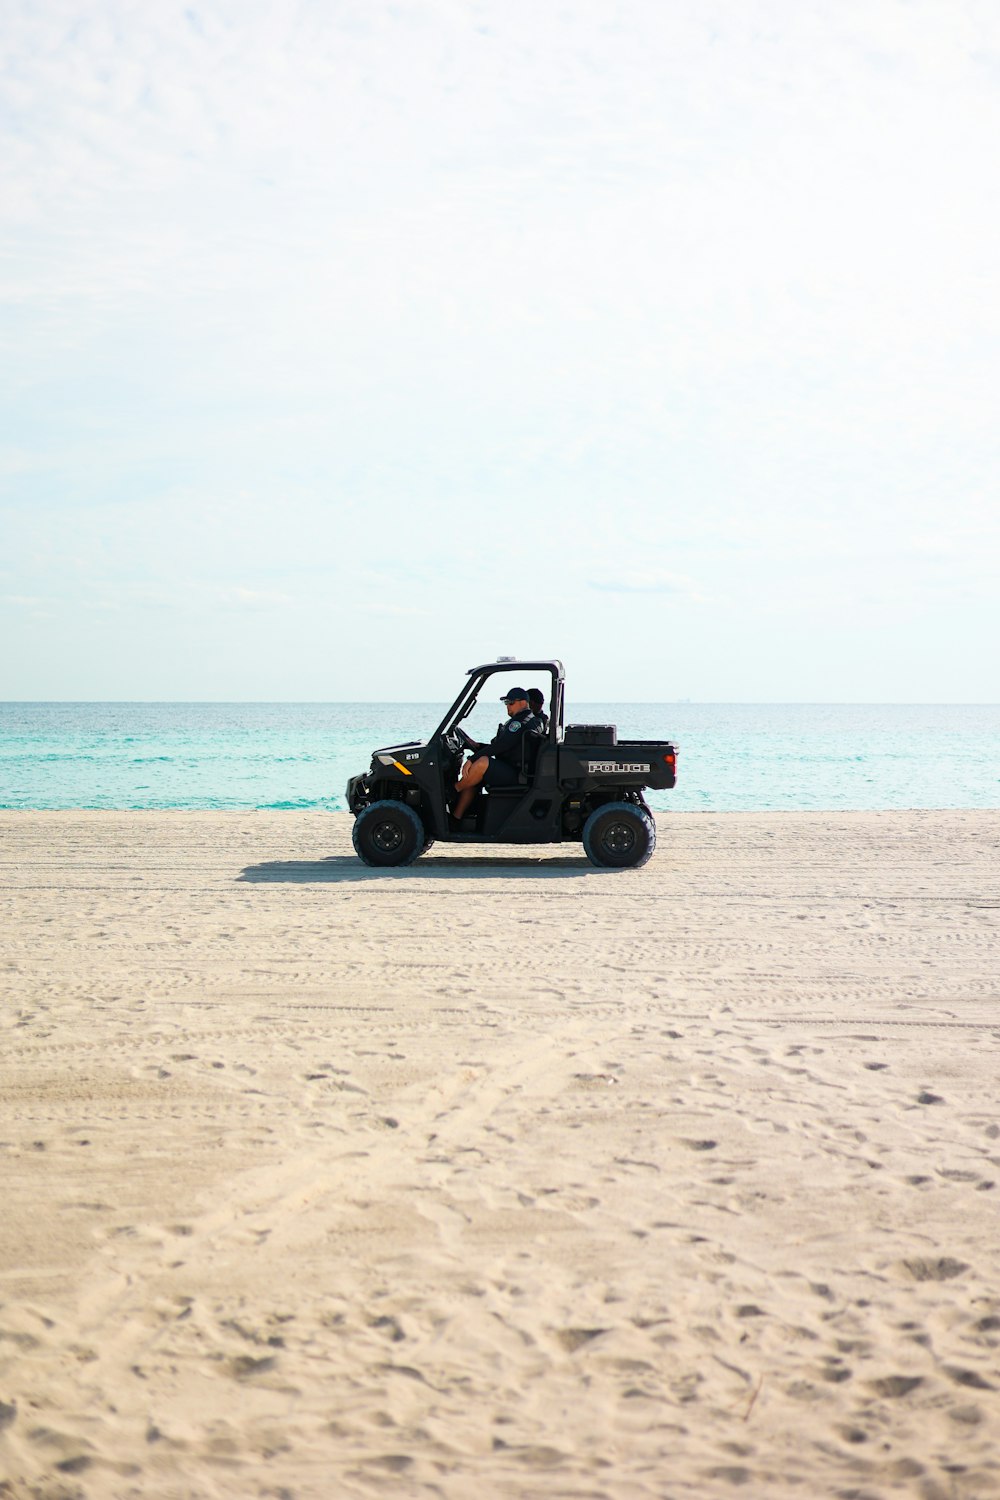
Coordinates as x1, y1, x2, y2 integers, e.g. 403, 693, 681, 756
446, 725, 478, 752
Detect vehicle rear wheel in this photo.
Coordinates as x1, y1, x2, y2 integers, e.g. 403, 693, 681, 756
582, 802, 656, 869
352, 800, 425, 867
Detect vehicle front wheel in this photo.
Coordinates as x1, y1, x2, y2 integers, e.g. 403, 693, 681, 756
352, 800, 425, 867
582, 802, 656, 870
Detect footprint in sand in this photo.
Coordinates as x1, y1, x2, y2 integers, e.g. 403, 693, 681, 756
867, 1374, 923, 1397
949, 1404, 984, 1426
898, 1256, 968, 1282
835, 1424, 871, 1445
369, 1314, 405, 1343
944, 1366, 995, 1390
555, 1327, 608, 1352
228, 1353, 278, 1380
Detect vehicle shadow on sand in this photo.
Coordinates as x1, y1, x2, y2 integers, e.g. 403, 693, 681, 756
237, 854, 603, 883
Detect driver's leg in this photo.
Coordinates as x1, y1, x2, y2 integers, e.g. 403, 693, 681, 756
455, 754, 482, 790
453, 755, 488, 818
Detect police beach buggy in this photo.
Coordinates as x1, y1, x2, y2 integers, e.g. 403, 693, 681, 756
345, 659, 678, 869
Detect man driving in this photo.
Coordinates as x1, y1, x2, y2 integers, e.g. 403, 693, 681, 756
452, 687, 544, 821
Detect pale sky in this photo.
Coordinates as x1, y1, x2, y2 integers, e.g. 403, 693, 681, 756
2, 0, 998, 700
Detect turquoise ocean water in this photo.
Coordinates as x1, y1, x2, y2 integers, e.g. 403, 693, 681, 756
1, 702, 998, 812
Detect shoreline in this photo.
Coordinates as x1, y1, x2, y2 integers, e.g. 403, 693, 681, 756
2, 810, 998, 1497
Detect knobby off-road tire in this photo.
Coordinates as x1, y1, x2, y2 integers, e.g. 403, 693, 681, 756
352, 800, 428, 867
582, 802, 656, 870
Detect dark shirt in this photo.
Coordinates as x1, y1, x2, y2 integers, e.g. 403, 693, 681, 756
487, 708, 546, 769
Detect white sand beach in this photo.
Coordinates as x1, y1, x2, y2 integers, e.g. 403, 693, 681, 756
1, 809, 998, 1499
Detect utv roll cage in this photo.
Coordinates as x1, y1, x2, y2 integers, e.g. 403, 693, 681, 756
436, 659, 565, 744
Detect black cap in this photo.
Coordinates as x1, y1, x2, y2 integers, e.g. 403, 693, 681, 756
500, 686, 528, 703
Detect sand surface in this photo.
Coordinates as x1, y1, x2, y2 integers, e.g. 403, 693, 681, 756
0, 809, 998, 1499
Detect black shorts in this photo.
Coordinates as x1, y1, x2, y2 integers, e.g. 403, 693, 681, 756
482, 756, 519, 789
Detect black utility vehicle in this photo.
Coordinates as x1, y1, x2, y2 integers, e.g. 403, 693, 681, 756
346, 659, 677, 869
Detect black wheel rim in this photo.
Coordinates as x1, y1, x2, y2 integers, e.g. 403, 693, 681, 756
602, 820, 636, 855
371, 819, 404, 853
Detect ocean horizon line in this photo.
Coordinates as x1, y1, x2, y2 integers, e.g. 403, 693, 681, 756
4, 698, 1000, 709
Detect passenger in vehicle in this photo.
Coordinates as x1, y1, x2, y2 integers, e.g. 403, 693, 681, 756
527, 688, 549, 732
452, 687, 544, 821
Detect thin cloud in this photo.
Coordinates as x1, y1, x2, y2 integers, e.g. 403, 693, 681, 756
360, 603, 434, 618
589, 570, 705, 601
217, 587, 294, 610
